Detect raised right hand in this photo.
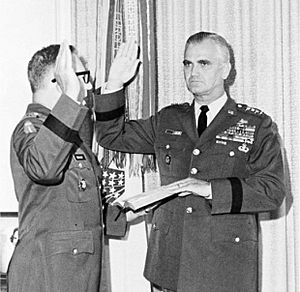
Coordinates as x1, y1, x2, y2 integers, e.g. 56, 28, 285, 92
54, 40, 80, 101
106, 39, 141, 90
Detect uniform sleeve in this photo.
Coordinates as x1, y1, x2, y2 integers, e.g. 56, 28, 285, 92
211, 116, 285, 214
12, 95, 89, 184
94, 89, 157, 154
104, 205, 127, 237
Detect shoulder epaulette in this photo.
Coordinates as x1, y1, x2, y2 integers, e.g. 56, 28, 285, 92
167, 102, 190, 109
22, 112, 47, 122
236, 103, 265, 117
172, 102, 189, 106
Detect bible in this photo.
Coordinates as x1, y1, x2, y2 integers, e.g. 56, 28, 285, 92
111, 184, 178, 211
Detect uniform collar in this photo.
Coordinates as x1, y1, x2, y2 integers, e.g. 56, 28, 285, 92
26, 102, 51, 116
194, 92, 228, 126
195, 97, 239, 146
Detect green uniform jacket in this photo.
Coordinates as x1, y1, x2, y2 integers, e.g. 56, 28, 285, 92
8, 94, 126, 292
95, 89, 285, 292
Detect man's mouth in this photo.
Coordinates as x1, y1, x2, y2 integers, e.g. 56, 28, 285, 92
189, 79, 202, 84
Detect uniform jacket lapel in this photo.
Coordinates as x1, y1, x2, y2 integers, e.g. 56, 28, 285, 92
179, 101, 198, 143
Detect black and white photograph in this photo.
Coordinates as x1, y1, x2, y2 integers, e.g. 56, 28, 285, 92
0, 1, 299, 291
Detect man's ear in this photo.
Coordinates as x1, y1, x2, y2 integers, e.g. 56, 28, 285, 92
55, 82, 63, 94
222, 62, 231, 80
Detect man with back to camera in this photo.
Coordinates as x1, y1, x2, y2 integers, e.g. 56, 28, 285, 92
8, 41, 129, 291
95, 32, 286, 291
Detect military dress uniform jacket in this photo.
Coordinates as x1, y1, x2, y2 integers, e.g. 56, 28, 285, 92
95, 89, 285, 292
8, 94, 126, 292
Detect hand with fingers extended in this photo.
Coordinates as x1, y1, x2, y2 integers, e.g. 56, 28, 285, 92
106, 39, 141, 90
166, 177, 212, 199
54, 41, 80, 101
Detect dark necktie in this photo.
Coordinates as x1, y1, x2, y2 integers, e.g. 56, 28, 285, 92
197, 105, 209, 137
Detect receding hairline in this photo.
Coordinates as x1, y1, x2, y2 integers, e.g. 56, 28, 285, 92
185, 33, 230, 63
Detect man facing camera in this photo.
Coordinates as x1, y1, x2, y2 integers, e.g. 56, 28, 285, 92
8, 42, 127, 292
95, 33, 285, 291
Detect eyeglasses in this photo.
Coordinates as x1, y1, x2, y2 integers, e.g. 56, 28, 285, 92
51, 70, 90, 84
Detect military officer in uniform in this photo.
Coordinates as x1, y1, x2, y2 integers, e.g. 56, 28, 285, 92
95, 33, 285, 291
8, 42, 127, 291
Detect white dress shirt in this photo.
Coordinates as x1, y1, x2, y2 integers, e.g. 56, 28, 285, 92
194, 93, 227, 127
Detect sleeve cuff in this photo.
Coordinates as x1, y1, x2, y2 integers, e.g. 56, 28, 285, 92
203, 182, 212, 199
105, 205, 127, 237
101, 82, 123, 94
50, 94, 88, 130
211, 178, 243, 214
94, 88, 126, 121
43, 94, 88, 144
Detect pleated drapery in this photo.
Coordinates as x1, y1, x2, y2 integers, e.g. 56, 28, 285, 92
72, 0, 157, 176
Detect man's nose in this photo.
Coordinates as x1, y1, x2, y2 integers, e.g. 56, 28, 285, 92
191, 64, 200, 76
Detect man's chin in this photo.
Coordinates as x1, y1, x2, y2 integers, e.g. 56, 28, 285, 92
188, 83, 205, 90
189, 87, 206, 96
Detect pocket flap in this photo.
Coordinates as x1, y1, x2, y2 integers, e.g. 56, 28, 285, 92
211, 215, 257, 243
47, 230, 94, 256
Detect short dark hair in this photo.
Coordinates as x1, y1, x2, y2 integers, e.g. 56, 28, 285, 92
27, 44, 76, 93
185, 31, 231, 63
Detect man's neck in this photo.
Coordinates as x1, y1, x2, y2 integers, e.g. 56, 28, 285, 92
194, 89, 225, 106
33, 90, 59, 110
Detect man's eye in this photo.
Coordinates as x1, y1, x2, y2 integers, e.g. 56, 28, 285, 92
183, 61, 192, 67
199, 60, 210, 66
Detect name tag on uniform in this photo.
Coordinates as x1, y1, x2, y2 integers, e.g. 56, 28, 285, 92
74, 154, 86, 161
165, 129, 182, 136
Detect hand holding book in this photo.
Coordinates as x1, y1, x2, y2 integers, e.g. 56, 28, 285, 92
111, 177, 212, 211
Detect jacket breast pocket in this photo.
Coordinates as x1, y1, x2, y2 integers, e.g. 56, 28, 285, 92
211, 215, 258, 244
66, 166, 95, 203
155, 140, 193, 176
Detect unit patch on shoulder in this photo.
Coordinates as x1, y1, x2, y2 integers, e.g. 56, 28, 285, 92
23, 120, 37, 134
236, 104, 264, 116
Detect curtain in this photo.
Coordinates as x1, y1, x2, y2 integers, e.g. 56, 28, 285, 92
72, 0, 157, 175
155, 1, 300, 291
